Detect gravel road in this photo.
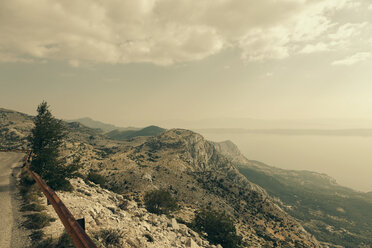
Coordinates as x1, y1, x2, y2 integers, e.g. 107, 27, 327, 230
0, 152, 30, 248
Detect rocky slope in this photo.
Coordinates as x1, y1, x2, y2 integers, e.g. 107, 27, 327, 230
0, 108, 34, 149
1, 107, 325, 247
215, 140, 372, 247
66, 129, 322, 247
43, 178, 214, 248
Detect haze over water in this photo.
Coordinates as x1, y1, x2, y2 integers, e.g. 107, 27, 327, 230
200, 131, 372, 192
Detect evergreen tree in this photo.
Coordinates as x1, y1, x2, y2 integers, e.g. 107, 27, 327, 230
28, 101, 78, 190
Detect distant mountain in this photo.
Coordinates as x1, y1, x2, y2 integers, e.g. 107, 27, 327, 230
215, 140, 372, 247
67, 117, 121, 132
105, 125, 166, 140
0, 108, 105, 148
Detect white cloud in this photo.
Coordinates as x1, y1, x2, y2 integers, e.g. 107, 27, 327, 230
332, 52, 371, 66
239, 27, 290, 61
0, 0, 365, 65
329, 23, 367, 40
299, 43, 330, 54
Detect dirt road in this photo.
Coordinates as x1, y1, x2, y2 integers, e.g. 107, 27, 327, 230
0, 152, 29, 248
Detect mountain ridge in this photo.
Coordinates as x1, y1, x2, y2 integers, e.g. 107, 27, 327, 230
105, 125, 166, 141
2, 106, 355, 247
67, 117, 122, 132
214, 139, 372, 247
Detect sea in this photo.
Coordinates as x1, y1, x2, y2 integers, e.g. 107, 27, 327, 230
199, 131, 372, 192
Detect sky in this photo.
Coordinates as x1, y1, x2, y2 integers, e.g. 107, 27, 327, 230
1, 0, 372, 128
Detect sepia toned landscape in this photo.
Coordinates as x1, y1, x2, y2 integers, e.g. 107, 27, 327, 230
2, 1, 372, 248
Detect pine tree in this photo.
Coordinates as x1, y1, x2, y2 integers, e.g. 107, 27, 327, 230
28, 101, 78, 190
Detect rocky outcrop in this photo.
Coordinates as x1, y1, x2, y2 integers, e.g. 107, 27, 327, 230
44, 178, 213, 248
82, 129, 323, 247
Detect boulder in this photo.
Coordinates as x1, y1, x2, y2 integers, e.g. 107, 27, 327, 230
186, 238, 200, 248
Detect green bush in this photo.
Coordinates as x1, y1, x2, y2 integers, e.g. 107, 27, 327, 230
192, 208, 243, 248
55, 232, 74, 248
18, 169, 42, 202
23, 212, 56, 229
30, 230, 44, 242
94, 229, 123, 247
118, 200, 129, 210
144, 189, 178, 215
87, 172, 106, 187
18, 168, 55, 246
20, 203, 45, 212
35, 238, 54, 248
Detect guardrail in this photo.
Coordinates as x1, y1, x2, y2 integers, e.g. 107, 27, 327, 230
1, 149, 97, 248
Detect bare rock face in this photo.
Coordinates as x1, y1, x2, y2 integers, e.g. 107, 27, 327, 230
213, 140, 249, 165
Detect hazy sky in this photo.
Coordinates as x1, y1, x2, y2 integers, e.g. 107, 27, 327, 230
1, 0, 372, 128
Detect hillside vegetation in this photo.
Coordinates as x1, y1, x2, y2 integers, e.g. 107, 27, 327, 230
0, 107, 345, 247
215, 139, 372, 247
105, 125, 166, 140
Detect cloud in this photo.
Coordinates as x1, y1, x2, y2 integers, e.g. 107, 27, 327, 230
68, 59, 80, 68
328, 23, 367, 40
299, 42, 330, 54
298, 22, 369, 54
332, 52, 371, 66
0, 0, 364, 65
0, 52, 34, 63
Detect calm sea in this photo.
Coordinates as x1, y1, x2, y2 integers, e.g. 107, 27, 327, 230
199, 132, 372, 192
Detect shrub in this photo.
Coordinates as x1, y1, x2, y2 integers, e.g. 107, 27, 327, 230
23, 212, 56, 229
18, 168, 56, 246
30, 230, 44, 242
87, 172, 106, 187
118, 200, 129, 210
18, 169, 43, 202
144, 189, 178, 215
35, 238, 54, 248
55, 232, 74, 248
94, 229, 123, 247
192, 208, 243, 248
20, 203, 45, 212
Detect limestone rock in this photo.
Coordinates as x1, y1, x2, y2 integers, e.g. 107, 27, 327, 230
186, 238, 200, 248
171, 218, 179, 230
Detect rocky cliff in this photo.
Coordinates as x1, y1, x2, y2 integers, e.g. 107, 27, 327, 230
70, 129, 322, 247
215, 140, 372, 247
